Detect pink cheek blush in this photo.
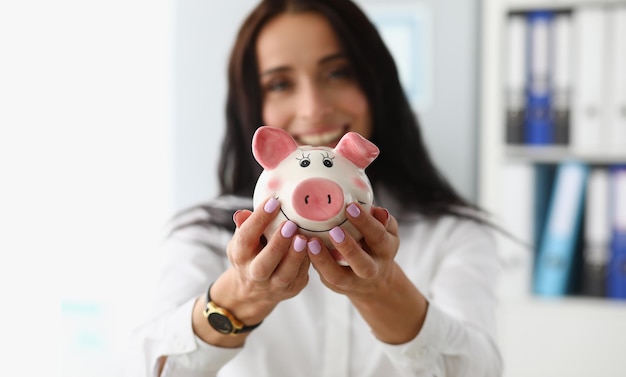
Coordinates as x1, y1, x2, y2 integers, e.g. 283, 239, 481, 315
268, 177, 282, 192
353, 177, 368, 191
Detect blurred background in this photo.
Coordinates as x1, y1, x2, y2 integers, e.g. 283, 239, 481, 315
3, 0, 624, 376
0, 0, 484, 375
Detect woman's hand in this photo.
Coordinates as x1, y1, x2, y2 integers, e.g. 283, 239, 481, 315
192, 197, 310, 347
307, 202, 428, 344
307, 202, 399, 296
227, 197, 310, 300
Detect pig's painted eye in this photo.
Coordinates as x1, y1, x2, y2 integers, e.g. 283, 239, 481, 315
322, 153, 334, 168
297, 154, 311, 168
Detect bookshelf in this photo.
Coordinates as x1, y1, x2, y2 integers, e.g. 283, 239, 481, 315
504, 145, 626, 163
478, 0, 626, 375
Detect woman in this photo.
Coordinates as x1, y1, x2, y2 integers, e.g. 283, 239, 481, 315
125, 0, 502, 376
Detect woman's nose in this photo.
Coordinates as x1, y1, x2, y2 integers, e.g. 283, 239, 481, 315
297, 83, 332, 121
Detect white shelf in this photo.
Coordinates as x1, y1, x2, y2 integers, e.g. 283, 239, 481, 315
507, 0, 626, 12
504, 146, 626, 163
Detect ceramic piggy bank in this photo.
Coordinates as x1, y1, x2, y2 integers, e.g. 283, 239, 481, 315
252, 126, 379, 265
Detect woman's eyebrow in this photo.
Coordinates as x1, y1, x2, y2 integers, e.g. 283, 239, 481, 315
319, 52, 347, 65
260, 52, 347, 77
260, 66, 291, 77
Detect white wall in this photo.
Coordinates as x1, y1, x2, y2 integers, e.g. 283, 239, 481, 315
1, 1, 174, 375
171, 0, 481, 212
172, 0, 258, 211
416, 0, 480, 202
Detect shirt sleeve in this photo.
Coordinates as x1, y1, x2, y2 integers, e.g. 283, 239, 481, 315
124, 297, 242, 377
121, 221, 241, 376
379, 219, 503, 377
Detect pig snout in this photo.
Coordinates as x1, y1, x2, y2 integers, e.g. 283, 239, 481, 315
292, 178, 344, 221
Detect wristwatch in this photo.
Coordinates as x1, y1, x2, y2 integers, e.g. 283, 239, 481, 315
203, 283, 262, 335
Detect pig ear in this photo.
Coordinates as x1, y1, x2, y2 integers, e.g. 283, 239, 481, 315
334, 132, 379, 169
252, 126, 298, 169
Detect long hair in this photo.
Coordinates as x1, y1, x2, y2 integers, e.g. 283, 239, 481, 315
220, 0, 477, 218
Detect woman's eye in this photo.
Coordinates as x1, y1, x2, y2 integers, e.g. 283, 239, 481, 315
264, 79, 291, 92
328, 67, 352, 80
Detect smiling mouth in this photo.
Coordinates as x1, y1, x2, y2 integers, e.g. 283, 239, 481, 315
279, 208, 348, 232
294, 126, 348, 146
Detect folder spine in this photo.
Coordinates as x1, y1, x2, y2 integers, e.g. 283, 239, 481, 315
533, 161, 588, 297
581, 168, 610, 297
525, 11, 554, 145
505, 14, 528, 145
607, 165, 626, 299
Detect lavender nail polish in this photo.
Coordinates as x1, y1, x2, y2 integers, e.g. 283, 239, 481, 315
264, 197, 280, 213
281, 221, 297, 238
329, 226, 345, 243
308, 240, 321, 255
347, 203, 360, 218
294, 237, 307, 252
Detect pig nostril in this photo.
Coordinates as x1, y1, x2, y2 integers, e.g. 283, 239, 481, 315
328, 195, 331, 204
305, 195, 310, 205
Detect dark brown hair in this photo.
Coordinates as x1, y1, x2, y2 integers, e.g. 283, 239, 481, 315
219, 0, 471, 214
170, 0, 517, 251
219, 0, 475, 218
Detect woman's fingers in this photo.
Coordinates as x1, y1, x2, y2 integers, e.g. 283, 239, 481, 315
229, 197, 310, 290
345, 203, 399, 259
307, 238, 346, 279
330, 226, 379, 279
248, 220, 300, 281
232, 209, 252, 228
270, 236, 310, 288
229, 197, 281, 264
307, 203, 400, 290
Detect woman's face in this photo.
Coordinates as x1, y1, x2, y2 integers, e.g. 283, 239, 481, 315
256, 11, 372, 147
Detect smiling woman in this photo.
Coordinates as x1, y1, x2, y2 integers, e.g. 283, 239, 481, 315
257, 12, 372, 146
124, 1, 503, 376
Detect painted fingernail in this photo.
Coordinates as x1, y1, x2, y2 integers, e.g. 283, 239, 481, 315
347, 203, 360, 218
281, 220, 297, 238
232, 210, 242, 224
294, 236, 307, 252
329, 226, 345, 243
382, 208, 390, 224
308, 240, 321, 255
264, 197, 280, 213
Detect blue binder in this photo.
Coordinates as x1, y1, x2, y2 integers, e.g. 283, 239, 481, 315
533, 164, 556, 250
525, 11, 555, 145
533, 161, 588, 296
607, 165, 626, 299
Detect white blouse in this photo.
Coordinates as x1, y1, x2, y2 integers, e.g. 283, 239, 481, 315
123, 195, 503, 377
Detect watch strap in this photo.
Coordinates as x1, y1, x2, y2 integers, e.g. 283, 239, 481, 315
205, 282, 263, 334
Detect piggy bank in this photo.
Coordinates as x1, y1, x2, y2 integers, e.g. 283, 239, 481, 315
252, 126, 379, 265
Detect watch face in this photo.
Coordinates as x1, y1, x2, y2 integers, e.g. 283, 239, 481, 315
208, 312, 233, 334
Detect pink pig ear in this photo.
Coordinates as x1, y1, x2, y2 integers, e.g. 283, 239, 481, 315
252, 126, 298, 169
334, 132, 379, 169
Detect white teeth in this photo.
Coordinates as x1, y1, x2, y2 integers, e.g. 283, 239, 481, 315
298, 128, 344, 146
